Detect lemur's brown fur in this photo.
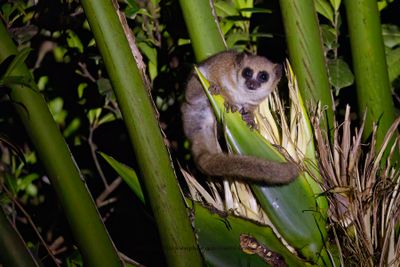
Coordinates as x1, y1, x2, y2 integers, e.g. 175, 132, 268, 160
181, 51, 298, 185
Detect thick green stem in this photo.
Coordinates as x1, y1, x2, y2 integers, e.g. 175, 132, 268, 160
0, 22, 122, 267
343, 0, 397, 152
178, 0, 226, 61
79, 1, 203, 267
279, 0, 334, 131
0, 208, 40, 267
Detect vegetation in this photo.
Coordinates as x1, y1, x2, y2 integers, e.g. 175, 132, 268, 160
0, 0, 399, 266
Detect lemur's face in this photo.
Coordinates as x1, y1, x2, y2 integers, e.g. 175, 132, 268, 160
235, 54, 282, 104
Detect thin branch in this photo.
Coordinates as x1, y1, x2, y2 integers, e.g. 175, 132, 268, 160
2, 185, 60, 267
96, 177, 122, 207
119, 252, 146, 267
88, 126, 108, 188
77, 62, 96, 82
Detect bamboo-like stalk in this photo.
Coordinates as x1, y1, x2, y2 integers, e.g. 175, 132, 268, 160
0, 22, 122, 266
79, 1, 203, 267
178, 0, 226, 61
343, 0, 397, 153
0, 208, 40, 267
279, 0, 334, 131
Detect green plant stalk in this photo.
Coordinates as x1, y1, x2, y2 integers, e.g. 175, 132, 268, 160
279, 0, 334, 132
343, 0, 397, 153
0, 22, 121, 267
0, 208, 40, 267
79, 1, 203, 267
178, 0, 226, 61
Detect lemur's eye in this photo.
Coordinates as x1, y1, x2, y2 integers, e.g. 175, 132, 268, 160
242, 67, 253, 79
257, 71, 269, 83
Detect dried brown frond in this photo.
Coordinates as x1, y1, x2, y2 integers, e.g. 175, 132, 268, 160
312, 106, 400, 267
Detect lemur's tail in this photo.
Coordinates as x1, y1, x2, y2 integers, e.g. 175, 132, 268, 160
196, 152, 298, 185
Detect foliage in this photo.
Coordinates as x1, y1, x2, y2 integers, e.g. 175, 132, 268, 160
0, 0, 399, 266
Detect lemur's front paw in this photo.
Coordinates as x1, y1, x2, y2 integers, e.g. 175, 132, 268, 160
209, 83, 221, 95
224, 101, 239, 113
240, 109, 257, 129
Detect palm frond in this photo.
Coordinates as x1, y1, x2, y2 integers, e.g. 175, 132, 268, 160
313, 105, 400, 267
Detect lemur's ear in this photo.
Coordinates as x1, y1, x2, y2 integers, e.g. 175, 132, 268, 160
274, 63, 283, 79
234, 52, 247, 69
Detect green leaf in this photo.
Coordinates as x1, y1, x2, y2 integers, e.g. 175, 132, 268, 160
378, 0, 395, 11
329, 0, 341, 11
125, 0, 140, 17
387, 47, 400, 83
0, 75, 35, 89
5, 173, 18, 196
77, 83, 87, 98
48, 97, 67, 125
37, 76, 48, 91
320, 24, 337, 50
249, 32, 273, 39
1, 3, 15, 22
327, 59, 354, 95
53, 46, 68, 62
232, 0, 253, 11
87, 108, 101, 125
63, 118, 81, 138
126, 0, 138, 7
3, 47, 32, 78
137, 42, 158, 80
17, 173, 39, 195
226, 32, 250, 48
97, 78, 115, 102
220, 20, 235, 35
98, 113, 116, 126
314, 0, 334, 24
99, 152, 145, 204
193, 202, 315, 267
214, 2, 239, 17
382, 24, 400, 48
238, 7, 272, 14
66, 30, 84, 53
